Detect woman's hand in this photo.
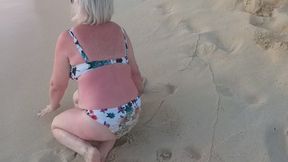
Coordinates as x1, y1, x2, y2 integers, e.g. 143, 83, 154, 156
37, 104, 60, 117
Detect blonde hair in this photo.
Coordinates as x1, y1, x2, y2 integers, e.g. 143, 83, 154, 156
72, 0, 114, 25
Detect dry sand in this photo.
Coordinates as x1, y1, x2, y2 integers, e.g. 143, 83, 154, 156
2, 0, 288, 161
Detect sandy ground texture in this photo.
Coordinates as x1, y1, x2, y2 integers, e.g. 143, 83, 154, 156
2, 0, 288, 161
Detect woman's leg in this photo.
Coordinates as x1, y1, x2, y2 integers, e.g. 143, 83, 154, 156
52, 128, 101, 162
87, 140, 116, 162
51, 108, 117, 162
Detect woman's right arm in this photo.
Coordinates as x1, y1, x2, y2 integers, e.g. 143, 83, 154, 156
49, 32, 70, 109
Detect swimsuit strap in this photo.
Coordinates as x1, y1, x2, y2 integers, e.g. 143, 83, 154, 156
68, 29, 90, 62
121, 27, 128, 58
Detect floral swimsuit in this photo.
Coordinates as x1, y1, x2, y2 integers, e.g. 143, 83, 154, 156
68, 28, 141, 138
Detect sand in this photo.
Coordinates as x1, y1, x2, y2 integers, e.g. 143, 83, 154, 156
2, 0, 288, 161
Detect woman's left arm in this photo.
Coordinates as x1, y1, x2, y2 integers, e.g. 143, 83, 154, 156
38, 32, 70, 117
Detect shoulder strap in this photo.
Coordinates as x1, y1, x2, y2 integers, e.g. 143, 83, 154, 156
121, 28, 128, 58
68, 29, 90, 62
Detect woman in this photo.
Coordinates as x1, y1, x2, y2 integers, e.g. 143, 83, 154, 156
37, 0, 144, 161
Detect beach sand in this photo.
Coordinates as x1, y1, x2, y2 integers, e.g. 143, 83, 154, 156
2, 0, 288, 161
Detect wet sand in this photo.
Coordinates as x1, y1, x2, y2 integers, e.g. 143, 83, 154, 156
2, 0, 288, 161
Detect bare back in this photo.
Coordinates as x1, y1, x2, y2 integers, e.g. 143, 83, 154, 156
67, 22, 139, 109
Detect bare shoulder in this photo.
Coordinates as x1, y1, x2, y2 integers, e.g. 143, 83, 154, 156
56, 31, 71, 45
55, 31, 71, 57
107, 21, 126, 33
108, 21, 121, 28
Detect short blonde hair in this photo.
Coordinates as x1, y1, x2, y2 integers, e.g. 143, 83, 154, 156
72, 0, 114, 25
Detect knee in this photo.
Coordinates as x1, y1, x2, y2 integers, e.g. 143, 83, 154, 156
51, 116, 59, 131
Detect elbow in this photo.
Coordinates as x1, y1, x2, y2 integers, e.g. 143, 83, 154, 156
50, 80, 67, 91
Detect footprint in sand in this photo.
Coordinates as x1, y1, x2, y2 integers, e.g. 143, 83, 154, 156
28, 149, 63, 162
150, 84, 177, 104
179, 32, 233, 71
29, 148, 77, 162
164, 83, 177, 96
200, 31, 237, 54
156, 148, 173, 161
141, 82, 177, 125
183, 146, 202, 160
115, 133, 135, 147
215, 84, 234, 97
243, 93, 267, 106
234, 83, 267, 107
57, 148, 78, 162
175, 17, 210, 36
176, 19, 200, 34
155, 1, 207, 36
249, 15, 270, 30
155, 2, 174, 16
143, 100, 181, 138
145, 82, 177, 98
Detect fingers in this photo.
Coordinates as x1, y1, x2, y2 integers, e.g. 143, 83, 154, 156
37, 105, 53, 117
37, 109, 48, 117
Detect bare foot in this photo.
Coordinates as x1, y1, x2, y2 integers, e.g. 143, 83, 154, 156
100, 152, 109, 162
98, 140, 116, 162
84, 147, 101, 162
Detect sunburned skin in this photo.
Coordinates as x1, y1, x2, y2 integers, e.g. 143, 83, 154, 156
38, 21, 144, 162
59, 22, 142, 109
